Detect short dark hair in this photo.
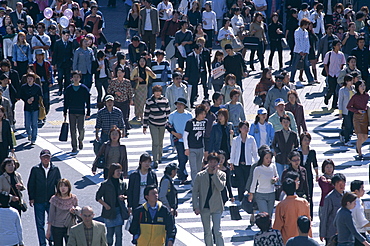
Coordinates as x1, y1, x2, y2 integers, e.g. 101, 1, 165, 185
37, 22, 45, 29
193, 43, 202, 50
343, 74, 353, 86
297, 216, 311, 233
71, 70, 82, 78
321, 159, 335, 173
229, 89, 241, 98
341, 192, 356, 207
347, 55, 357, 63
152, 85, 162, 93
350, 180, 364, 192
299, 132, 311, 145
288, 150, 300, 162
144, 185, 157, 200
279, 114, 291, 122
212, 91, 223, 102
238, 121, 249, 133
155, 50, 165, 57
0, 59, 10, 68
255, 212, 271, 232
207, 152, 220, 162
195, 104, 206, 117
355, 11, 365, 20
179, 20, 188, 27
107, 163, 122, 179
316, 3, 324, 11
257, 149, 273, 166
325, 24, 333, 30
131, 35, 140, 42
222, 17, 230, 26
332, 39, 342, 48
282, 178, 296, 195
62, 30, 70, 35
284, 171, 299, 182
331, 173, 346, 186
109, 126, 122, 140
300, 18, 310, 27
97, 50, 105, 60
357, 36, 366, 43
172, 71, 182, 79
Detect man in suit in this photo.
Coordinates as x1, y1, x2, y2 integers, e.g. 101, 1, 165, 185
9, 2, 27, 27
196, 37, 211, 100
67, 206, 107, 246
52, 30, 74, 95
139, 0, 160, 55
184, 44, 205, 108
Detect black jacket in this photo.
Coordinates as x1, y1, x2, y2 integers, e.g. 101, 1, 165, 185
184, 52, 205, 85
27, 162, 61, 203
351, 46, 370, 76
159, 175, 178, 210
127, 169, 158, 209
223, 52, 247, 82
95, 178, 128, 220
63, 83, 91, 116
0, 69, 21, 98
1, 119, 13, 150
52, 39, 74, 68
272, 130, 299, 165
20, 83, 42, 112
9, 11, 27, 28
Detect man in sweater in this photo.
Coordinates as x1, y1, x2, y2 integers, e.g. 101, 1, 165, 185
63, 71, 91, 153
223, 44, 248, 87
264, 74, 290, 115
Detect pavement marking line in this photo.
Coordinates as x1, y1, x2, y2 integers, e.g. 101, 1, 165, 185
175, 223, 205, 245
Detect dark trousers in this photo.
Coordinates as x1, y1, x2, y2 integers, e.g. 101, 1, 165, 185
341, 111, 354, 142
189, 80, 199, 107
355, 232, 367, 246
235, 165, 251, 201
142, 31, 156, 55
362, 72, 369, 91
34, 202, 52, 246
203, 29, 214, 49
51, 226, 68, 246
95, 77, 109, 103
69, 113, 85, 150
174, 141, 188, 181
250, 41, 265, 70
177, 56, 186, 69
268, 40, 283, 68
114, 100, 130, 132
41, 82, 50, 115
0, 142, 9, 166
98, 32, 108, 45
200, 72, 209, 99
81, 73, 93, 90
57, 66, 71, 92
325, 75, 338, 108
15, 60, 28, 78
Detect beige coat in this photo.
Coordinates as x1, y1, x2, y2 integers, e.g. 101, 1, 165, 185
67, 221, 107, 246
192, 168, 226, 213
0, 172, 25, 199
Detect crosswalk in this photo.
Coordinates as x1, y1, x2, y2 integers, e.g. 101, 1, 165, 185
32, 109, 370, 246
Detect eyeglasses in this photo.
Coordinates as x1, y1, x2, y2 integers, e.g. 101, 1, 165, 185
290, 158, 300, 162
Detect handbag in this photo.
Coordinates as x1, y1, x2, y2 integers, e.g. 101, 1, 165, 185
58, 119, 69, 142
229, 205, 242, 220
38, 96, 46, 120
232, 36, 244, 51
322, 51, 332, 76
119, 199, 129, 220
241, 194, 253, 214
230, 170, 238, 188
160, 63, 168, 83
296, 57, 305, 70
281, 38, 288, 48
242, 36, 260, 50
95, 154, 106, 169
253, 95, 263, 106
93, 139, 102, 155
327, 234, 338, 246
6, 174, 27, 212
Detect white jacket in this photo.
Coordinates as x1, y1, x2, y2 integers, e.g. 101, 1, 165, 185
230, 135, 258, 166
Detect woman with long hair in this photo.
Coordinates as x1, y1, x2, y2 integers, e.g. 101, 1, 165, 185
338, 74, 355, 146
46, 179, 79, 246
347, 80, 369, 159
249, 12, 266, 71
318, 159, 334, 212
211, 50, 224, 91
268, 12, 284, 71
332, 3, 344, 33
248, 149, 278, 217
202, 1, 217, 52
0, 157, 24, 215
193, 23, 207, 41
307, 22, 319, 81
130, 56, 156, 122
249, 107, 275, 148
0, 15, 12, 35
127, 2, 140, 39
13, 32, 32, 77
285, 90, 307, 134
92, 126, 128, 179
217, 17, 235, 52
0, 106, 14, 163
187, 1, 202, 26
254, 67, 274, 105
96, 163, 128, 246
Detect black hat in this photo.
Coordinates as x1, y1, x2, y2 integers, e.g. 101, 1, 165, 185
224, 44, 233, 50
175, 97, 188, 108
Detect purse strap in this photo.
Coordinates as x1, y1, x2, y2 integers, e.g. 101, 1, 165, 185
5, 173, 21, 202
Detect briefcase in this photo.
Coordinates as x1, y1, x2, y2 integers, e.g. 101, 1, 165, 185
229, 205, 242, 220
59, 121, 69, 142
243, 36, 260, 50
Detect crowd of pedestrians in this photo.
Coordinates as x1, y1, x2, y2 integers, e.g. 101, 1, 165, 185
0, 0, 370, 245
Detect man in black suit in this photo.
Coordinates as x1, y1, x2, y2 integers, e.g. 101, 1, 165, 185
9, 2, 27, 27
184, 44, 205, 108
52, 30, 74, 95
351, 36, 370, 90
196, 37, 211, 100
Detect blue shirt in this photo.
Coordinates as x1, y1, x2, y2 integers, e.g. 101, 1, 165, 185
168, 110, 193, 143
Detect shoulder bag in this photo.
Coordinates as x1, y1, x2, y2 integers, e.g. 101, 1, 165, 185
5, 173, 27, 212
322, 51, 332, 77
160, 63, 168, 83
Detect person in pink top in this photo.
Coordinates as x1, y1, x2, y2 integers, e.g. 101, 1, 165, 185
318, 159, 334, 214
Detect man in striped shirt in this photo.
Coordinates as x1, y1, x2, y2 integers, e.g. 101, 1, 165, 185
150, 50, 171, 96
143, 85, 171, 168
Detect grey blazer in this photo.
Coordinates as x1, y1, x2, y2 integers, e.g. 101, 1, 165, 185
67, 221, 107, 246
139, 7, 160, 35
72, 47, 95, 74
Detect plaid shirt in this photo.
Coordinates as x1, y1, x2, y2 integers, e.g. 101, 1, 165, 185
95, 106, 125, 132
83, 224, 93, 246
107, 78, 133, 102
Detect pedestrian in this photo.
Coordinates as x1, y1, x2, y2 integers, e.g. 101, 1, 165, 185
84, 5, 106, 45
216, 150, 234, 204
165, 72, 190, 111
224, 90, 245, 133
0, 157, 25, 215
264, 74, 290, 115
202, 99, 216, 160
0, 88, 13, 129
307, 22, 319, 82
138, 0, 160, 55
273, 178, 311, 244
342, 22, 359, 58
46, 179, 79, 246
249, 108, 275, 148
127, 153, 158, 213
346, 80, 369, 159
150, 50, 171, 96
130, 56, 156, 122
0, 191, 24, 246
249, 12, 266, 71
92, 126, 128, 179
0, 106, 14, 163
27, 149, 61, 246
143, 85, 170, 168
318, 159, 335, 215
96, 163, 128, 246
285, 8, 299, 65
72, 38, 95, 90
210, 92, 225, 114
183, 104, 207, 184
192, 152, 226, 246
167, 97, 192, 184
19, 72, 42, 144
286, 216, 320, 246
230, 121, 258, 201
220, 73, 243, 105
107, 68, 133, 136
196, 37, 212, 101
268, 98, 297, 133
52, 30, 73, 96
285, 90, 307, 134
254, 68, 275, 106
223, 44, 247, 88
337, 56, 362, 89
31, 22, 51, 59
129, 185, 176, 246
319, 173, 346, 244
12, 31, 32, 79
254, 212, 284, 246
63, 70, 91, 153
159, 163, 178, 214
95, 95, 125, 144
210, 51, 225, 92
128, 36, 148, 66
95, 50, 112, 105
351, 36, 369, 90
248, 149, 278, 217
67, 206, 107, 246
317, 24, 339, 62
267, 12, 284, 70
333, 192, 370, 246
202, 1, 217, 53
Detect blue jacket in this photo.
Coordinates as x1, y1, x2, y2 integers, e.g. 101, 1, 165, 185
208, 122, 234, 154
249, 121, 275, 147
12, 43, 32, 63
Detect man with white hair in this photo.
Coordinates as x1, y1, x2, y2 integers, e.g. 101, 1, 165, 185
9, 2, 27, 25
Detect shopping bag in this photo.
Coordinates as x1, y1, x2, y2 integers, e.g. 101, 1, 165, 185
38, 96, 46, 120
59, 121, 69, 142
229, 205, 242, 220
241, 194, 254, 214
11, 131, 16, 147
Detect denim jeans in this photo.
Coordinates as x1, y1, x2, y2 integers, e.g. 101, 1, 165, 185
57, 66, 71, 92
106, 225, 123, 246
174, 141, 188, 181
290, 53, 314, 83
275, 162, 289, 185
200, 209, 224, 246
34, 202, 51, 246
82, 73, 93, 90
25, 110, 38, 141
341, 112, 354, 142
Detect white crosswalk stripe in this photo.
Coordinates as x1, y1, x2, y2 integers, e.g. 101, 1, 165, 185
35, 111, 370, 246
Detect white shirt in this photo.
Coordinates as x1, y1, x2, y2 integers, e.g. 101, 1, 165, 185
157, 1, 173, 20
98, 60, 107, 78
298, 10, 310, 23
202, 11, 217, 30
229, 135, 258, 166
0, 207, 23, 245
258, 122, 267, 148
293, 27, 310, 54
144, 8, 152, 31
310, 11, 325, 35
217, 26, 234, 41
139, 171, 148, 205
351, 197, 369, 233
231, 14, 244, 34
42, 164, 50, 177
253, 0, 267, 17
250, 163, 278, 193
